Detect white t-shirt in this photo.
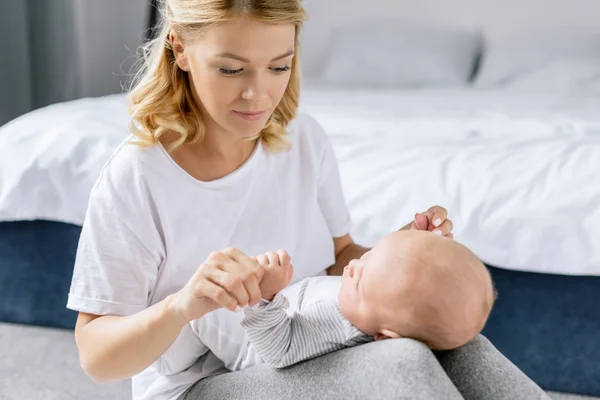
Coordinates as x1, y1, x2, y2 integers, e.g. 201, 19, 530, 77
66, 113, 352, 400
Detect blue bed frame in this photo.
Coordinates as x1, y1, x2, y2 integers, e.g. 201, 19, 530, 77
1, 220, 598, 395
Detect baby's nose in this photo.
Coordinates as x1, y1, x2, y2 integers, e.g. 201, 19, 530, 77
345, 263, 355, 277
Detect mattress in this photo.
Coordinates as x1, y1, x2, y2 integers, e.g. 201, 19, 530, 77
1, 87, 599, 275
299, 87, 600, 276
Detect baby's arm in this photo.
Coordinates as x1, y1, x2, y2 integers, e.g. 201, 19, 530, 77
241, 291, 360, 368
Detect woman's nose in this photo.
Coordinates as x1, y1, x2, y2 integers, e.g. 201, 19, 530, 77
241, 77, 267, 103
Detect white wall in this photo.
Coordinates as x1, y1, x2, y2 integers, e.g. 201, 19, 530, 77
300, 0, 600, 77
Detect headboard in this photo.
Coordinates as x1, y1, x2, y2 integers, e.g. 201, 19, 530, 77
300, 0, 600, 77
144, 0, 600, 77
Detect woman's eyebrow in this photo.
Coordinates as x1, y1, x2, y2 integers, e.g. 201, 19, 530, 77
215, 49, 294, 63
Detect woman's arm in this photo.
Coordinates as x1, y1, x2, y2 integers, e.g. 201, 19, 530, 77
74, 294, 188, 383
326, 234, 370, 276
75, 248, 264, 383
326, 221, 413, 276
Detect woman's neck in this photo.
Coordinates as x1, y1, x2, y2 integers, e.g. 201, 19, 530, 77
163, 125, 258, 183
198, 127, 256, 166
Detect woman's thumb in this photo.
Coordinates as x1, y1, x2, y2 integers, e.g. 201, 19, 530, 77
413, 213, 429, 230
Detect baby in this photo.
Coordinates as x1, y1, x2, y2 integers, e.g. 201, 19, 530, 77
240, 230, 496, 368
157, 230, 495, 374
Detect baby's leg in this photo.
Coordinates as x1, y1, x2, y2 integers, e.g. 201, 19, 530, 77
180, 338, 464, 400
435, 335, 551, 400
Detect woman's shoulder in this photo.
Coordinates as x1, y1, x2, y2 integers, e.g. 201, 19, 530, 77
286, 112, 331, 156
90, 136, 164, 198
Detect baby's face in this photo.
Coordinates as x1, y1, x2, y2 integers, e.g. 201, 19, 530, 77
338, 230, 493, 350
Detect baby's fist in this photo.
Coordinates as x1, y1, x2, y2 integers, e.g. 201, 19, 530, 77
255, 250, 293, 301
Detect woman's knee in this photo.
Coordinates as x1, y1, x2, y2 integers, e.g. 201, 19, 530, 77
456, 334, 495, 356
361, 338, 439, 372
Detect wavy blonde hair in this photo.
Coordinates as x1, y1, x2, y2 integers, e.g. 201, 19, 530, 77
128, 0, 307, 151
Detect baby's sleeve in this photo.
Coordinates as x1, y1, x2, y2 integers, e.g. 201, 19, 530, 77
66, 164, 165, 317
241, 294, 355, 368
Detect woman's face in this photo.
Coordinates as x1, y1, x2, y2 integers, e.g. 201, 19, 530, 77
172, 17, 296, 140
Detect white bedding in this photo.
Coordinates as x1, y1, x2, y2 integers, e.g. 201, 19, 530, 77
1, 88, 599, 276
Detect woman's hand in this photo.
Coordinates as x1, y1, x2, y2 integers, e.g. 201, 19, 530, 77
406, 205, 454, 238
172, 247, 264, 323
254, 250, 294, 301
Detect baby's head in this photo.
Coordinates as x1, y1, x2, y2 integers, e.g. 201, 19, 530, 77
338, 230, 495, 350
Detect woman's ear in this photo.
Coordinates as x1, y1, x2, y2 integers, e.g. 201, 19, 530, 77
170, 31, 190, 71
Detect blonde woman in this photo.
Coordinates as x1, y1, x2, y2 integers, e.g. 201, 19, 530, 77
67, 1, 550, 399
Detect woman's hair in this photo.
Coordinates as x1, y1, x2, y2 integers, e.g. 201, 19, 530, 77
128, 0, 307, 151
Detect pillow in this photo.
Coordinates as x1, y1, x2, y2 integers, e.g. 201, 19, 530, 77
318, 24, 482, 87
0, 94, 129, 225
475, 32, 600, 87
502, 59, 600, 92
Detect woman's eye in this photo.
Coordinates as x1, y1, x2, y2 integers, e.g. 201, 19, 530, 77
219, 68, 243, 76
271, 66, 291, 73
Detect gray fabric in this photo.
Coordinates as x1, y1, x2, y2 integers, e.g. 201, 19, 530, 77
0, 322, 594, 400
0, 0, 148, 127
435, 335, 550, 399
0, 322, 130, 400
180, 335, 551, 400
180, 337, 464, 400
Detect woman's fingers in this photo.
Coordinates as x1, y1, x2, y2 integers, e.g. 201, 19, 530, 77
193, 277, 238, 312
207, 263, 250, 309
426, 205, 448, 229
228, 249, 263, 306
219, 248, 264, 308
432, 219, 453, 237
225, 247, 264, 280
256, 254, 269, 266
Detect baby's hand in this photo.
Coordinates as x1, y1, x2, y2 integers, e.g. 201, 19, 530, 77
253, 250, 293, 301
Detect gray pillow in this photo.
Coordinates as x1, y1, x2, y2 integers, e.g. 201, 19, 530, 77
475, 32, 600, 87
318, 24, 482, 87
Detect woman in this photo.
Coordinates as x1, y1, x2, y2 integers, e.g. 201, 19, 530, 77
68, 1, 550, 399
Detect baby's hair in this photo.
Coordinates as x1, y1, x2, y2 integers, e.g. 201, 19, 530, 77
391, 241, 495, 350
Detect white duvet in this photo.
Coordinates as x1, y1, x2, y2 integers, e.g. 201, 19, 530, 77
1, 88, 599, 276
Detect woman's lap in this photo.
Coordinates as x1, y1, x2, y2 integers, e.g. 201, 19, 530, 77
180, 338, 463, 400
180, 335, 550, 400
435, 335, 550, 400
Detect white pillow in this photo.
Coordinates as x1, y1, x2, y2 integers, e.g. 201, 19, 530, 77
502, 59, 600, 93
0, 94, 129, 225
318, 24, 482, 87
475, 32, 600, 87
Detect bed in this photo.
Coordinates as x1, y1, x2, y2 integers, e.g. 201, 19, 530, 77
1, 84, 599, 396
1, 17, 600, 397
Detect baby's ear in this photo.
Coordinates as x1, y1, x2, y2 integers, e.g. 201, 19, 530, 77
375, 329, 402, 341
373, 333, 388, 341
